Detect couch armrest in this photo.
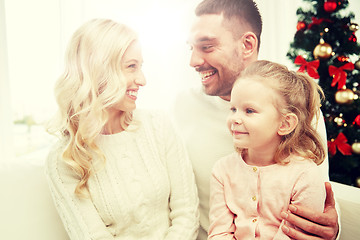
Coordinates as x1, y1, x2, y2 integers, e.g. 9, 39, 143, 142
331, 181, 360, 240
0, 163, 69, 240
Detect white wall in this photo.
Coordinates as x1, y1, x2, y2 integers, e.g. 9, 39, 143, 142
0, 0, 13, 162
2, 0, 360, 160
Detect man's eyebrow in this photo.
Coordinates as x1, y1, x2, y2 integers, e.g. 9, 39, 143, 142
187, 37, 217, 45
198, 37, 217, 42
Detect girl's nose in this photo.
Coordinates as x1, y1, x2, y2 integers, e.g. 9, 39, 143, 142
234, 118, 242, 125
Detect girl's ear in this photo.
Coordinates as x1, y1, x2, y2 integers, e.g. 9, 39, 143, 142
241, 32, 257, 59
278, 113, 298, 136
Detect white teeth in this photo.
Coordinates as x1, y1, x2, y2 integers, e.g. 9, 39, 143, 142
200, 70, 216, 79
126, 90, 138, 97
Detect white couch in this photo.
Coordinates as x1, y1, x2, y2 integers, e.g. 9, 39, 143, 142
0, 161, 359, 240
332, 181, 360, 240
0, 162, 69, 240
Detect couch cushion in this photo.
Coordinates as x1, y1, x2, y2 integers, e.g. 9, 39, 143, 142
0, 162, 69, 240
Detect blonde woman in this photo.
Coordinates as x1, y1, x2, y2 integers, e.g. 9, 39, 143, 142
46, 19, 199, 240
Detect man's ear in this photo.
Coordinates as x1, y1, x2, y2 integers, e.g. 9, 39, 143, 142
278, 113, 298, 136
241, 32, 258, 59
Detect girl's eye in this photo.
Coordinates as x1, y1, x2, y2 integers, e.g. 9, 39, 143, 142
230, 107, 236, 113
246, 108, 255, 114
128, 64, 136, 68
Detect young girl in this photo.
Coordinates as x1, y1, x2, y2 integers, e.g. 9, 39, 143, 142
208, 60, 327, 240
46, 19, 199, 240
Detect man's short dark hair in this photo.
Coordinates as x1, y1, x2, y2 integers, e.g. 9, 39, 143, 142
195, 0, 262, 50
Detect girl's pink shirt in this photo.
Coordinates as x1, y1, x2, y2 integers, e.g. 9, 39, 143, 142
208, 152, 326, 240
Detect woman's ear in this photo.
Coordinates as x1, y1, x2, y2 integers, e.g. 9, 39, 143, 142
241, 32, 258, 59
278, 113, 298, 136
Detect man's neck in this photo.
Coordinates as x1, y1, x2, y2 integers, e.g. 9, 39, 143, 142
219, 95, 230, 101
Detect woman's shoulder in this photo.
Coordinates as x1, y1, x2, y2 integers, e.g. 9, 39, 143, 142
46, 138, 68, 165
45, 138, 72, 180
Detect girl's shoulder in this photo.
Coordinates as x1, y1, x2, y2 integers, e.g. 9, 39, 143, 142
285, 154, 321, 177
288, 154, 318, 167
213, 152, 240, 172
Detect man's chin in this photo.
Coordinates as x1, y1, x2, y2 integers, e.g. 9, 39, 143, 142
202, 86, 231, 100
202, 85, 217, 96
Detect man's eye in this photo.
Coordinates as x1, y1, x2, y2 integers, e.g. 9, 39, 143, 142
202, 45, 213, 51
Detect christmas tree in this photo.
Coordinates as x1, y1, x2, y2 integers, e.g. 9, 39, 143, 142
287, 0, 360, 188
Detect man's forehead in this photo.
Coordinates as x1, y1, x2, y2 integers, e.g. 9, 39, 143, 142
187, 14, 226, 45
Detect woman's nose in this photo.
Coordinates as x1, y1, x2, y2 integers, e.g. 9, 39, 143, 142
135, 71, 146, 86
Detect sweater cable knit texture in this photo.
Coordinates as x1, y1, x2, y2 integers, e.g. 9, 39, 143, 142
46, 110, 199, 240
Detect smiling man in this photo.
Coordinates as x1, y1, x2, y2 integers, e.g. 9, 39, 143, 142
187, 9, 258, 101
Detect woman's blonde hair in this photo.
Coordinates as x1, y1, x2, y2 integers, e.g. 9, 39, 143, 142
235, 60, 326, 165
49, 19, 137, 197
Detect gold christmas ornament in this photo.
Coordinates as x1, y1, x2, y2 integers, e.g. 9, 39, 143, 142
334, 116, 344, 126
335, 89, 355, 104
355, 59, 360, 70
313, 40, 333, 59
356, 177, 360, 188
352, 142, 360, 154
349, 23, 359, 32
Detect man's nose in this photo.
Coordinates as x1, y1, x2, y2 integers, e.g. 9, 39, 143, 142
189, 50, 204, 69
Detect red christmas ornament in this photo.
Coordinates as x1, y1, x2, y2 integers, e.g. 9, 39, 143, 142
328, 62, 355, 89
297, 21, 306, 31
354, 115, 360, 126
328, 132, 352, 156
308, 17, 333, 29
324, 0, 337, 13
349, 33, 357, 42
294, 55, 320, 79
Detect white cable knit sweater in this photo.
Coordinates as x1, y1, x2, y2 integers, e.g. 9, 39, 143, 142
45, 110, 199, 240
